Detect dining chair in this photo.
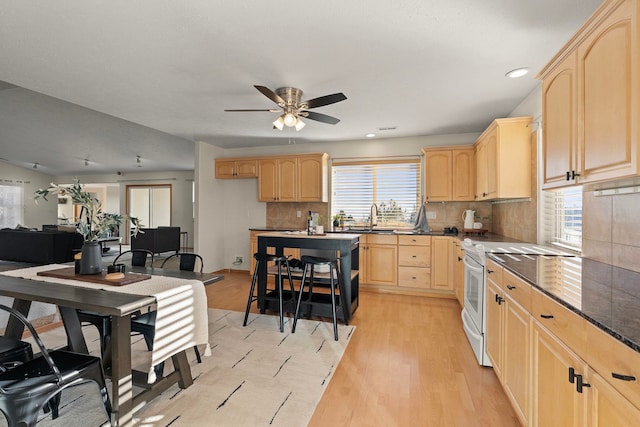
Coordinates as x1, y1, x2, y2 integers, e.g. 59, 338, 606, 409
132, 252, 206, 368
161, 252, 204, 272
77, 248, 155, 355
0, 304, 111, 427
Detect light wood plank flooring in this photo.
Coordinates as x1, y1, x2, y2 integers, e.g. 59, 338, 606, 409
207, 270, 520, 427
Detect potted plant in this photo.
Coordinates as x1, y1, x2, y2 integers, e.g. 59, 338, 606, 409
35, 178, 142, 274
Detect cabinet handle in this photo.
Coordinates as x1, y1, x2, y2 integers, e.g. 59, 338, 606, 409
458, 256, 463, 262
506, 285, 516, 290
412, 255, 417, 258
566, 171, 571, 181
571, 170, 581, 180
576, 374, 591, 393
411, 276, 417, 280
487, 269, 494, 274
612, 372, 637, 382
569, 367, 577, 384
540, 314, 554, 319
495, 294, 504, 305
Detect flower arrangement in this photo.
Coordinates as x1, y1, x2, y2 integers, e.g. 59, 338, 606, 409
34, 178, 142, 242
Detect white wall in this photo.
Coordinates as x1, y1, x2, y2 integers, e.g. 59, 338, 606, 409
195, 132, 479, 272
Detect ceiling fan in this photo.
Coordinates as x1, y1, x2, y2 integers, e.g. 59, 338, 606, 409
225, 85, 347, 131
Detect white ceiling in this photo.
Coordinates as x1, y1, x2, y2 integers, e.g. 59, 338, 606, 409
0, 0, 603, 176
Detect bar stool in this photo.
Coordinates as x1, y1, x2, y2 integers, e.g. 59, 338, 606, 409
292, 255, 349, 341
244, 253, 297, 332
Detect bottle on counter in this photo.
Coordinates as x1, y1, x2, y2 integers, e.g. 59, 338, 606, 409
307, 210, 313, 235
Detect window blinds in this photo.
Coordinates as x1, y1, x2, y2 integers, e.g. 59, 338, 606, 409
541, 186, 582, 251
331, 160, 421, 226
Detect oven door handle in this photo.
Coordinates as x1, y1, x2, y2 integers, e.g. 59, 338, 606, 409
463, 256, 484, 272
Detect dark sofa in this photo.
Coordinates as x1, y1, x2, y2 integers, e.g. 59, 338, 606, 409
131, 226, 180, 255
0, 229, 83, 264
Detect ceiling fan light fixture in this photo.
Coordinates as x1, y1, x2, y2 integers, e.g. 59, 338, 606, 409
294, 118, 306, 131
273, 116, 285, 130
283, 112, 297, 127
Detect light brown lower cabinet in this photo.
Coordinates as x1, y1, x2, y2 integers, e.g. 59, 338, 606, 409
485, 278, 640, 427
486, 261, 529, 426
532, 320, 588, 427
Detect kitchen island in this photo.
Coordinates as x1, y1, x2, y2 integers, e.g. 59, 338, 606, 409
256, 231, 360, 320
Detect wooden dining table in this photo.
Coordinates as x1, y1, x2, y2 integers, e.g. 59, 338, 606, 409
0, 265, 224, 427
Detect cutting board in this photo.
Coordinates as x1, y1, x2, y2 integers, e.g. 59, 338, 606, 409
37, 267, 151, 286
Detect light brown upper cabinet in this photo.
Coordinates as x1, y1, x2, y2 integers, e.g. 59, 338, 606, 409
539, 0, 639, 189
258, 157, 298, 202
215, 158, 258, 179
422, 146, 475, 202
258, 153, 328, 202
297, 153, 329, 202
474, 116, 532, 201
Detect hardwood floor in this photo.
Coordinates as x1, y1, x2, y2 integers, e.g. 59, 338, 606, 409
207, 270, 520, 427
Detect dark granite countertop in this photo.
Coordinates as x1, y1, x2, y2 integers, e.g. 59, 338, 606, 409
488, 254, 640, 354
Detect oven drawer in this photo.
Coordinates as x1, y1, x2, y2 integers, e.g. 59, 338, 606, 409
503, 270, 531, 312
531, 288, 587, 359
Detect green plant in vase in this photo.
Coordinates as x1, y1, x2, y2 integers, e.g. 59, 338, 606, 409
35, 178, 142, 274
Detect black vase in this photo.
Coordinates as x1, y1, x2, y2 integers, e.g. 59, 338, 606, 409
79, 241, 102, 274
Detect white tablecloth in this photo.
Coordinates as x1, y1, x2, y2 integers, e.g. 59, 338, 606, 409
1, 264, 211, 383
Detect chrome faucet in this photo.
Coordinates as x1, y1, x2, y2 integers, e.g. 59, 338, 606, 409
369, 203, 378, 230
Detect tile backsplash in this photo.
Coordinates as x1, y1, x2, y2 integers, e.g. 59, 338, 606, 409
583, 190, 640, 273
266, 202, 330, 229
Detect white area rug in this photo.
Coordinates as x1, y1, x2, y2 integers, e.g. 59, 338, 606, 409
1, 309, 354, 426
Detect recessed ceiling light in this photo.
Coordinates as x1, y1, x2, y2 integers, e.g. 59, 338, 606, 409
505, 67, 529, 78
365, 133, 376, 138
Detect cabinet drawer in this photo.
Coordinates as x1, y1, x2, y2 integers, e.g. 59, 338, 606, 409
531, 289, 587, 359
503, 270, 531, 312
398, 245, 431, 267
486, 259, 504, 286
586, 321, 640, 409
366, 234, 398, 245
397, 235, 431, 246
398, 267, 431, 288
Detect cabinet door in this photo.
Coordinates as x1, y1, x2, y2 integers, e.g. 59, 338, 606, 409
298, 155, 327, 202
532, 322, 588, 427
486, 279, 504, 378
424, 150, 452, 202
475, 139, 487, 200
578, 0, 636, 183
542, 51, 578, 188
503, 298, 530, 426
430, 236, 452, 290
235, 159, 258, 178
215, 160, 237, 179
277, 158, 298, 201
258, 159, 278, 201
452, 148, 475, 201
366, 244, 397, 286
589, 369, 640, 427
484, 129, 499, 200
453, 244, 464, 306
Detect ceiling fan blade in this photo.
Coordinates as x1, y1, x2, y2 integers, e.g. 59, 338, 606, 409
302, 92, 347, 109
303, 111, 341, 125
224, 109, 281, 112
254, 85, 286, 106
